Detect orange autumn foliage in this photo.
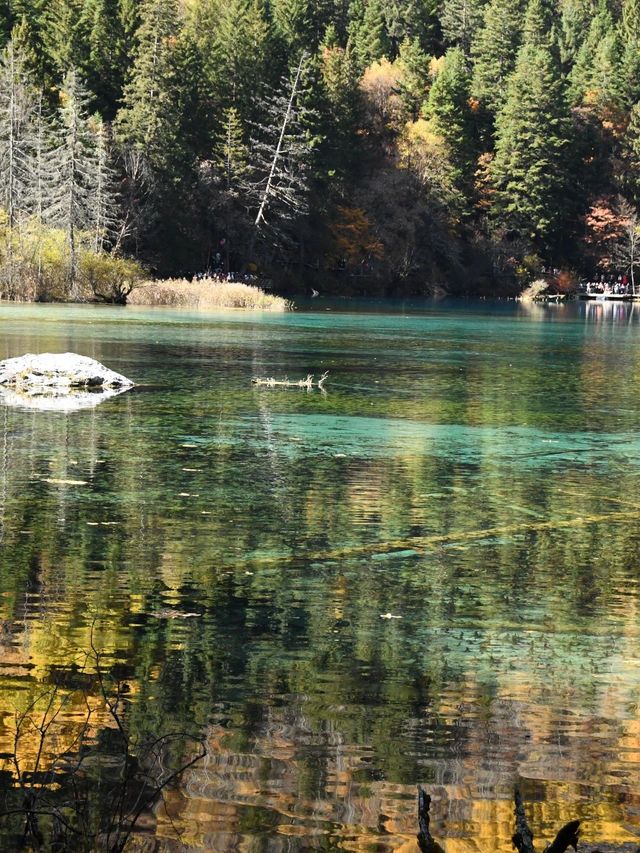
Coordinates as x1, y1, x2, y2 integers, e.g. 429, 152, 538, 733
330, 206, 384, 267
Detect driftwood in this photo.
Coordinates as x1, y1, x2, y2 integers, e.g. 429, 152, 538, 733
417, 788, 636, 853
252, 371, 328, 390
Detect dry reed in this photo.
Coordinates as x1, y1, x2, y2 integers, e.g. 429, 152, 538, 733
127, 278, 292, 311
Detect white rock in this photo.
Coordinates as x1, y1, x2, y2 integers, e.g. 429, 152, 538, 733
0, 353, 133, 390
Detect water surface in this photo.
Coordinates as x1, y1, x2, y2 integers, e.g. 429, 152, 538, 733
1, 298, 640, 851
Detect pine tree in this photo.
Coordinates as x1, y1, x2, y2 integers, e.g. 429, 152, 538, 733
48, 70, 99, 295
115, 0, 179, 162
272, 0, 333, 51
440, 0, 484, 57
621, 100, 640, 204
91, 117, 119, 251
0, 0, 11, 44
348, 0, 390, 69
396, 37, 430, 117
209, 106, 249, 270
568, 0, 615, 106
196, 0, 271, 119
619, 0, 640, 109
118, 0, 140, 52
521, 0, 557, 52
491, 42, 572, 248
471, 0, 525, 114
40, 0, 83, 76
321, 40, 362, 172
164, 30, 209, 166
0, 40, 35, 227
77, 0, 127, 117
8, 10, 48, 83
558, 0, 592, 74
423, 46, 475, 201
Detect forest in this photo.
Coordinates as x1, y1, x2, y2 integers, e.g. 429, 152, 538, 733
0, 0, 639, 297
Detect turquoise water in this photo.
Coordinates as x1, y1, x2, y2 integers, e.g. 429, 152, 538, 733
0, 298, 640, 850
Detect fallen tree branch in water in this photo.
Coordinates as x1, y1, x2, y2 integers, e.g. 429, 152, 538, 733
252, 371, 328, 390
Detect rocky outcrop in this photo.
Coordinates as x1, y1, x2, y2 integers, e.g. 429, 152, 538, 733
0, 353, 133, 411
0, 353, 133, 390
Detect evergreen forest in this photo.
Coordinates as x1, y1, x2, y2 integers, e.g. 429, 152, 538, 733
1, 0, 640, 296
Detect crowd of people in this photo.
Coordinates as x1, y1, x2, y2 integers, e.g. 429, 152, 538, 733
579, 275, 634, 295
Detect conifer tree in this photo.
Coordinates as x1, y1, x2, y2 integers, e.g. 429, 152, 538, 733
8, 11, 48, 83
558, 0, 592, 74
320, 41, 361, 173
91, 117, 119, 251
619, 0, 640, 109
397, 37, 430, 117
384, 0, 437, 55
272, 0, 333, 51
521, 0, 556, 53
620, 100, 640, 204
568, 0, 615, 106
471, 0, 524, 114
78, 0, 127, 117
197, 0, 271, 118
115, 0, 179, 163
349, 0, 390, 69
0, 0, 11, 44
440, 0, 484, 57
249, 54, 313, 247
48, 70, 100, 294
209, 105, 249, 270
0, 40, 35, 227
118, 0, 140, 52
423, 47, 475, 203
40, 0, 83, 76
491, 42, 572, 248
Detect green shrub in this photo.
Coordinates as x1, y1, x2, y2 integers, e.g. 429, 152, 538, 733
78, 252, 145, 304
0, 217, 145, 303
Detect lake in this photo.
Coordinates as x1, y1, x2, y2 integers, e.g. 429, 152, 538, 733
1, 298, 640, 851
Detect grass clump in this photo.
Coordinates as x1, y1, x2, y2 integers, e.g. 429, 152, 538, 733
128, 277, 292, 310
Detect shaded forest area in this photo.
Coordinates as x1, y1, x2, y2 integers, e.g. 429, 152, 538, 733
0, 0, 640, 297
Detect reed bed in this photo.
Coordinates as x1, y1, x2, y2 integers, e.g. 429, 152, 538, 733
128, 278, 292, 311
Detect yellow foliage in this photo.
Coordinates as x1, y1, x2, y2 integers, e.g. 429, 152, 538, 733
429, 55, 445, 77
398, 118, 448, 176
360, 58, 405, 129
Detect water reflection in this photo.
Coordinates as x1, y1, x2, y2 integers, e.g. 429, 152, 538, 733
0, 385, 131, 411
0, 302, 639, 850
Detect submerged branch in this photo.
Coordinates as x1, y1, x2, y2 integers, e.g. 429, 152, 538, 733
252, 371, 328, 390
